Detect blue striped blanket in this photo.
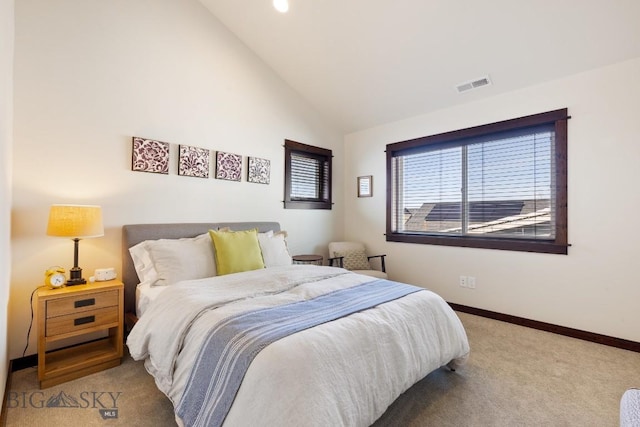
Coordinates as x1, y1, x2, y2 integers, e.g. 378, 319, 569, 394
176, 279, 423, 427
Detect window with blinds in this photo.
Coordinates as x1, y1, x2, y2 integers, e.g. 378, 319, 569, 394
386, 109, 568, 254
284, 139, 332, 209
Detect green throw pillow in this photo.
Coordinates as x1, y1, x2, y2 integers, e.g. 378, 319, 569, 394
209, 228, 265, 276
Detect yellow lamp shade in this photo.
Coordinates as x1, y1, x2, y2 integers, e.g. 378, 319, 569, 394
46, 204, 104, 238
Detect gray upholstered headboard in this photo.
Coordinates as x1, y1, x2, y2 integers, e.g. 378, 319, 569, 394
121, 222, 281, 315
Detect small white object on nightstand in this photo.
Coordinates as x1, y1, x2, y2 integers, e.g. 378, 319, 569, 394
95, 267, 116, 281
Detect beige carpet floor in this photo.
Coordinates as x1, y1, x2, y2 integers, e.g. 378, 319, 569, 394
4, 312, 640, 426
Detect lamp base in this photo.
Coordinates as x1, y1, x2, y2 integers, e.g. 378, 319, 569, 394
67, 266, 85, 286
66, 278, 87, 286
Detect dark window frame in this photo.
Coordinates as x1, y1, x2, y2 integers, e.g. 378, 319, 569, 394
284, 139, 332, 210
386, 109, 569, 254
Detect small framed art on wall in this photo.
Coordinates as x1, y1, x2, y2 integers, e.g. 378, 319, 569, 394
357, 175, 373, 197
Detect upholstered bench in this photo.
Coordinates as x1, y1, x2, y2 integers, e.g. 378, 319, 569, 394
621, 388, 640, 427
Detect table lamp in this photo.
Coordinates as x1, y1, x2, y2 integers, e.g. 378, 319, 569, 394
46, 204, 104, 285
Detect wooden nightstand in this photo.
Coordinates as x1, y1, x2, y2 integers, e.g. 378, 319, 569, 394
37, 280, 124, 389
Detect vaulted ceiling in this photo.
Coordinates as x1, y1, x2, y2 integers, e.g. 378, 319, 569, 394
199, 0, 640, 133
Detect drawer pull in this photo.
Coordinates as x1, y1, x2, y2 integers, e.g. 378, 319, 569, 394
74, 316, 95, 326
74, 298, 95, 308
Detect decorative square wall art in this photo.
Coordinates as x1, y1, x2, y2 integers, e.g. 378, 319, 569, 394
131, 137, 170, 174
247, 156, 271, 184
178, 145, 210, 178
215, 151, 242, 181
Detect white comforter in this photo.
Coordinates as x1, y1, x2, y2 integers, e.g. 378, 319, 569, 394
127, 265, 470, 427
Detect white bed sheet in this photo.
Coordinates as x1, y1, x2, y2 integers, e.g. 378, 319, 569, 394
135, 280, 167, 318
128, 266, 470, 427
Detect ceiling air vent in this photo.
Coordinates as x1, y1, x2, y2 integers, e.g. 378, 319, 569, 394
455, 75, 492, 94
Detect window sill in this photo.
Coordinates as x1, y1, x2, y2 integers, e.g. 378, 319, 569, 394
284, 200, 332, 210
386, 233, 568, 255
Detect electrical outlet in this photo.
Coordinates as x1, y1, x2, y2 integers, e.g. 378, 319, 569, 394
459, 275, 467, 287
468, 276, 476, 289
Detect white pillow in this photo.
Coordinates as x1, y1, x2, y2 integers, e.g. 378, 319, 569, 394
129, 241, 158, 283
258, 230, 292, 267
131, 233, 217, 286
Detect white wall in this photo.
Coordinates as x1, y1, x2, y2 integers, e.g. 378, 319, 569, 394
344, 57, 640, 342
1, 0, 14, 406
10, 0, 344, 359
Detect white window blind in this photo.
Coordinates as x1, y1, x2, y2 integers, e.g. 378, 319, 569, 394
290, 152, 329, 201
393, 125, 555, 239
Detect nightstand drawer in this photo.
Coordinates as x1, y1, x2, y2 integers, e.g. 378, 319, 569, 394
46, 306, 119, 336
46, 290, 118, 318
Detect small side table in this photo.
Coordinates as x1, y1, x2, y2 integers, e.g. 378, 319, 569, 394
292, 254, 323, 266
37, 280, 124, 388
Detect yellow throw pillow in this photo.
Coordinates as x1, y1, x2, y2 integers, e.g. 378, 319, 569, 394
209, 228, 265, 276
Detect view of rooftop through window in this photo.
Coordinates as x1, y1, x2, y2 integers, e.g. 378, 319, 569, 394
395, 128, 554, 239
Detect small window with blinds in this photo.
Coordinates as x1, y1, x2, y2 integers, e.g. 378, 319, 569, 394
386, 109, 568, 254
284, 139, 332, 209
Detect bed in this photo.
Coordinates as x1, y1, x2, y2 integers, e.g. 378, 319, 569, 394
123, 222, 470, 427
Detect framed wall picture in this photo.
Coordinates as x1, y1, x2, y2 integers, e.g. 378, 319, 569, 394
131, 137, 170, 174
247, 156, 271, 184
357, 175, 373, 197
215, 151, 242, 181
178, 145, 210, 178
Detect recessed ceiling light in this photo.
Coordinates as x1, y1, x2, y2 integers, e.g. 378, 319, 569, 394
273, 0, 289, 13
